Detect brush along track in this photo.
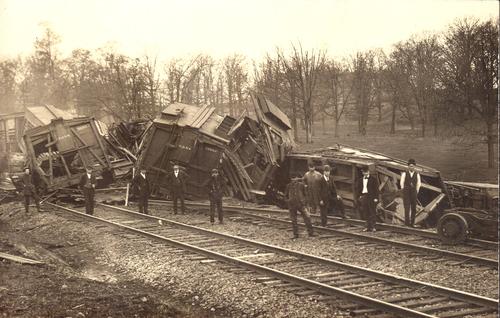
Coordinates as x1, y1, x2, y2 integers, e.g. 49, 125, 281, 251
149, 200, 498, 269
46, 202, 498, 318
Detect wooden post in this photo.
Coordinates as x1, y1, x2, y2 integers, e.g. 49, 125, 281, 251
47, 133, 53, 184
125, 183, 130, 207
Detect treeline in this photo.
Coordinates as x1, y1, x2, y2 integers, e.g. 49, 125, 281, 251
0, 18, 497, 166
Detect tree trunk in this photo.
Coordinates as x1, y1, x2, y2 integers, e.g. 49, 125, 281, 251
487, 121, 495, 168
334, 118, 340, 137
321, 116, 326, 135
421, 119, 426, 137
390, 103, 396, 134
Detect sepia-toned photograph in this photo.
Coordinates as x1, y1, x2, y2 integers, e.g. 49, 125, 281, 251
0, 0, 498, 317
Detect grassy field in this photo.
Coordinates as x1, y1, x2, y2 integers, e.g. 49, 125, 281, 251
293, 120, 498, 183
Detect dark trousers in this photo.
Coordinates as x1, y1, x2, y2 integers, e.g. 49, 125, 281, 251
138, 195, 149, 214
306, 189, 318, 214
172, 191, 185, 214
24, 194, 40, 213
330, 197, 345, 217
359, 195, 376, 230
209, 196, 223, 223
319, 203, 329, 226
403, 189, 417, 226
83, 188, 95, 215
289, 203, 314, 237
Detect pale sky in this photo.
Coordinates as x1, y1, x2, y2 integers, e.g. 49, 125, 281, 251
0, 0, 498, 62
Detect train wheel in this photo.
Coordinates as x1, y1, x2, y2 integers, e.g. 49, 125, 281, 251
437, 213, 468, 245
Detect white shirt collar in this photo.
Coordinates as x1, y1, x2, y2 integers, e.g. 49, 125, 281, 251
174, 170, 179, 177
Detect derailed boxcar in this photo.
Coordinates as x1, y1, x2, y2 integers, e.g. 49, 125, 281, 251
277, 145, 451, 226
137, 93, 294, 201
137, 103, 235, 199
223, 93, 294, 201
23, 117, 121, 191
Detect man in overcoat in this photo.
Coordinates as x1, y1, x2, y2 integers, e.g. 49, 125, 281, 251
22, 168, 41, 213
207, 168, 224, 224
133, 168, 150, 214
318, 164, 345, 226
285, 175, 315, 239
168, 164, 188, 214
79, 167, 97, 215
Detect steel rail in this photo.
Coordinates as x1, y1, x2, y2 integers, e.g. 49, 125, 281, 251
222, 208, 498, 268
149, 199, 498, 250
46, 202, 499, 317
47, 202, 438, 318
98, 203, 498, 309
148, 200, 498, 268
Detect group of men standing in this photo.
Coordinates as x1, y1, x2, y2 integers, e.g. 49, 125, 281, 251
284, 158, 421, 238
131, 165, 225, 224
22, 157, 421, 235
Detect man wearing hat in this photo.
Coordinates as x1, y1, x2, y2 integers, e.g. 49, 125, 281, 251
79, 166, 96, 215
168, 164, 188, 214
400, 159, 421, 227
21, 167, 41, 214
285, 174, 315, 239
356, 165, 380, 232
302, 162, 322, 214
207, 168, 224, 224
132, 167, 150, 214
318, 164, 345, 226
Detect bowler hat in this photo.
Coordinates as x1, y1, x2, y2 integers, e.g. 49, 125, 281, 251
408, 159, 416, 165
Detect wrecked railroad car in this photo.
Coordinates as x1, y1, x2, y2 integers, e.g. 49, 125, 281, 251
0, 105, 75, 173
223, 93, 294, 201
136, 92, 294, 201
275, 145, 451, 226
136, 102, 234, 199
23, 116, 131, 192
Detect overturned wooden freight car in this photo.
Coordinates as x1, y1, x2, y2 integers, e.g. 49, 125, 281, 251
137, 93, 294, 200
23, 117, 131, 192
276, 145, 451, 226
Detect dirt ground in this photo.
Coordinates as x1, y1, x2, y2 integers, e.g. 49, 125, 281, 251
0, 202, 215, 318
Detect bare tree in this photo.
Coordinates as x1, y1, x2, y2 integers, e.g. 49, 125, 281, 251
351, 51, 377, 135
280, 44, 326, 143
441, 18, 498, 168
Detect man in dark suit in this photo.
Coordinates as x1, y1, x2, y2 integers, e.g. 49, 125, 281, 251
400, 158, 421, 227
356, 165, 380, 232
318, 164, 345, 226
207, 168, 224, 224
133, 168, 150, 214
79, 167, 96, 215
22, 168, 41, 213
169, 164, 188, 214
285, 174, 315, 239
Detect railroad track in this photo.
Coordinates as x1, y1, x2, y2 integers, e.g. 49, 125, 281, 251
46, 202, 498, 318
148, 200, 499, 269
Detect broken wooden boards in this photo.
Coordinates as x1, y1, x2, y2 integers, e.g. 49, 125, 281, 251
23, 117, 131, 192
136, 93, 294, 201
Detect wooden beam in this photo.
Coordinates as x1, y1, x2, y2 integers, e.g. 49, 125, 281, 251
423, 193, 446, 212
376, 166, 442, 193
0, 252, 44, 265
47, 133, 53, 184
89, 120, 111, 167
69, 127, 106, 167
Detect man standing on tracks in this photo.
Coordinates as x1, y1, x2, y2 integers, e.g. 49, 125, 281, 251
207, 168, 224, 224
133, 168, 150, 215
169, 164, 188, 214
21, 167, 41, 214
356, 165, 380, 232
400, 159, 421, 227
79, 166, 96, 215
285, 174, 315, 239
318, 164, 346, 226
303, 162, 322, 215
